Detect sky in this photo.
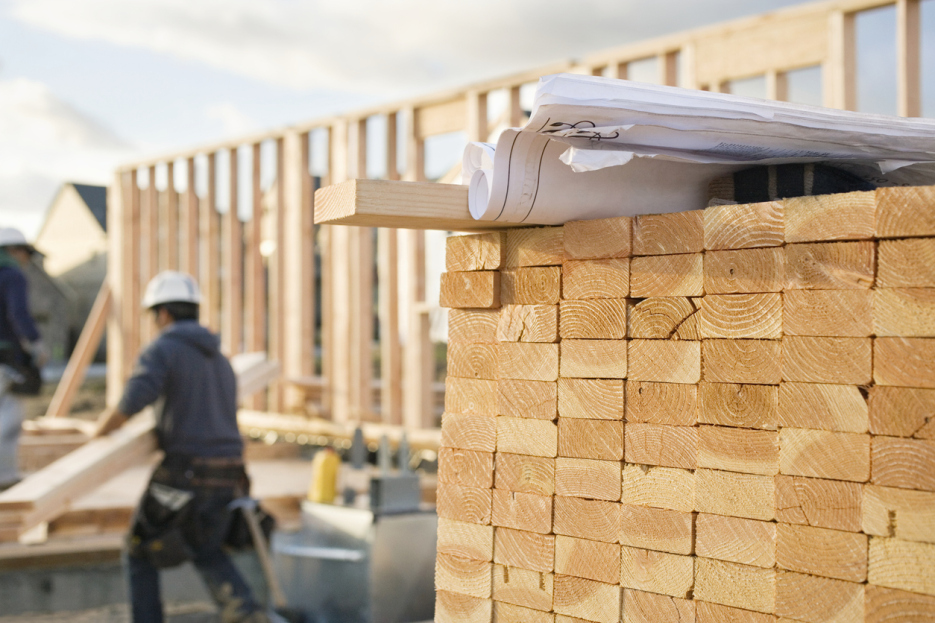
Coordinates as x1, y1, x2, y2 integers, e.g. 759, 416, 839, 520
1, 0, 932, 236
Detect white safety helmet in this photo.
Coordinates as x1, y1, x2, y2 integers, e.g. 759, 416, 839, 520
0, 227, 34, 250
142, 271, 202, 309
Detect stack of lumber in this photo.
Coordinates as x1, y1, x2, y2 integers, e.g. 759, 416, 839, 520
0, 413, 157, 542
17, 419, 97, 474
434, 185, 935, 623
0, 457, 313, 570
18, 431, 89, 473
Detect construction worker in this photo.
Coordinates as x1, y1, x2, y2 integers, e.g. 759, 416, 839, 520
95, 271, 267, 623
0, 227, 46, 491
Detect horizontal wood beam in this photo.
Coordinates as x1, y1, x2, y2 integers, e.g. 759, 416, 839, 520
232, 353, 282, 400
314, 179, 519, 231
290, 60, 573, 134
238, 409, 441, 451
115, 0, 899, 173
417, 97, 467, 138
582, 0, 896, 69
115, 61, 573, 172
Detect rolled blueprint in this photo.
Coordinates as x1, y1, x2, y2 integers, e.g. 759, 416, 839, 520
465, 73, 935, 225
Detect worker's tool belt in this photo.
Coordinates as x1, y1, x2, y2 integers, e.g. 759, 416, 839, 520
0, 348, 41, 396
128, 481, 195, 568
154, 454, 249, 491
128, 454, 249, 568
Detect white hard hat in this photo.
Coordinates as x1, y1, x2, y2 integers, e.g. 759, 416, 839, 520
142, 271, 202, 309
0, 227, 33, 250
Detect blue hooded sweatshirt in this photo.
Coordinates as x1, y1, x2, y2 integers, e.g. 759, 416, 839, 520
118, 320, 243, 458
0, 262, 40, 362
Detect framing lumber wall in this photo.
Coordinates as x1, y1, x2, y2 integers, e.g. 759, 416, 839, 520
435, 184, 935, 623
110, 0, 923, 431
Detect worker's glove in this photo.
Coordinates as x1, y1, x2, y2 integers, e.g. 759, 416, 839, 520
26, 340, 49, 367
94, 406, 127, 437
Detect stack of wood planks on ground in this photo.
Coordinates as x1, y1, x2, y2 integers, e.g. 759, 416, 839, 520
0, 353, 281, 543
434, 185, 935, 623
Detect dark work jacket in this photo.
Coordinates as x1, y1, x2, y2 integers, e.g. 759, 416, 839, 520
0, 265, 40, 363
118, 320, 242, 458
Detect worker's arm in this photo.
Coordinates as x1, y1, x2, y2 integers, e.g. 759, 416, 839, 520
5, 270, 40, 344
97, 343, 169, 437
94, 406, 128, 437
3, 271, 45, 366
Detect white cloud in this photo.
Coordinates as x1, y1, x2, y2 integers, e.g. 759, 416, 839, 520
206, 102, 256, 136
0, 170, 58, 235
0, 78, 127, 151
9, 0, 810, 94
0, 78, 135, 237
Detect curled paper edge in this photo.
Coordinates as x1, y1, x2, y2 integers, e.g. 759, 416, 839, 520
469, 168, 492, 220
559, 146, 636, 172
462, 141, 496, 185
877, 159, 917, 174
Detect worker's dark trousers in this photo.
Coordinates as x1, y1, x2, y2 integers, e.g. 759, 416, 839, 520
126, 488, 261, 623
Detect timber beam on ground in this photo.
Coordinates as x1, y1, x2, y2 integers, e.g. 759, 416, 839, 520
0, 533, 125, 571
237, 409, 441, 452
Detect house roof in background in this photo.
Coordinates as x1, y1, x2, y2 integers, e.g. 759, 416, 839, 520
70, 183, 107, 231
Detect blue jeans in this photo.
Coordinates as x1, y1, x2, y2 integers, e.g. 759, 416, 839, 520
0, 374, 22, 487
126, 486, 262, 623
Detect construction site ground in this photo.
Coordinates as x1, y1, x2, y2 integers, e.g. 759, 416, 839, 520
1, 378, 317, 618
0, 601, 218, 622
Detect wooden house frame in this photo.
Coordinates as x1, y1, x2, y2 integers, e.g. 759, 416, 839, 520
92, 0, 926, 436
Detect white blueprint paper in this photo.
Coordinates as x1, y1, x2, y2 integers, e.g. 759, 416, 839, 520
466, 73, 935, 224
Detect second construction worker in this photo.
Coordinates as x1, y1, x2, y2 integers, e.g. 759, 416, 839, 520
0, 227, 46, 491
95, 270, 267, 623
